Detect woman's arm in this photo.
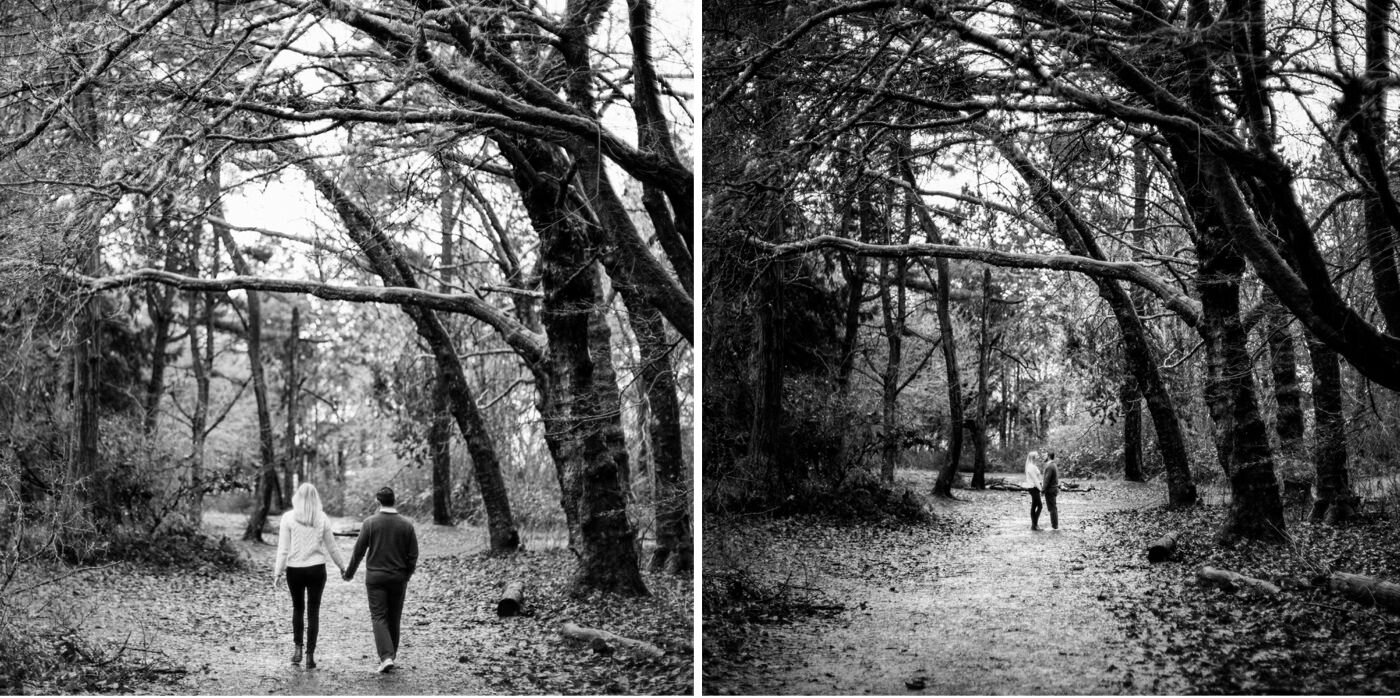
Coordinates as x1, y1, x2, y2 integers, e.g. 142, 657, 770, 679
273, 514, 291, 579
321, 517, 347, 571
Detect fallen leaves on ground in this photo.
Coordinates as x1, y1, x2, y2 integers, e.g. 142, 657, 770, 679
1092, 503, 1400, 693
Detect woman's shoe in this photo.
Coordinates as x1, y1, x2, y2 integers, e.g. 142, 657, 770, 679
292, 645, 303, 665
305, 649, 316, 669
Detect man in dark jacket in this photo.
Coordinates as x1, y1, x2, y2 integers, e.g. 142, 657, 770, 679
1041, 453, 1060, 530
344, 487, 418, 673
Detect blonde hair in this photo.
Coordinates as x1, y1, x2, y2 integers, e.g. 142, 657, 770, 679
1025, 451, 1040, 468
291, 482, 324, 528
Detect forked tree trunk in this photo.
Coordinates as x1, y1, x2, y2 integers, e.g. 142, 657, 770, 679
1189, 158, 1285, 543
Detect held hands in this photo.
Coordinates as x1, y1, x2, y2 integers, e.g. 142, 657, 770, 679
342, 569, 353, 582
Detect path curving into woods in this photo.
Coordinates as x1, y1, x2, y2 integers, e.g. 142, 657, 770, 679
706, 471, 1189, 695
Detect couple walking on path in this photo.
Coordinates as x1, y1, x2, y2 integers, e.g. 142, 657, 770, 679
1023, 451, 1060, 530
273, 484, 419, 674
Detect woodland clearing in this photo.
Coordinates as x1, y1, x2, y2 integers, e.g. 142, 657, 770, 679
703, 469, 1400, 695
7, 513, 692, 695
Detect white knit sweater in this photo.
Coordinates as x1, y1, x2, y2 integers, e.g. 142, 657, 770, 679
274, 512, 347, 575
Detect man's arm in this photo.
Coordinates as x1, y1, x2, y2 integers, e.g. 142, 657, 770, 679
406, 525, 418, 578
345, 519, 370, 580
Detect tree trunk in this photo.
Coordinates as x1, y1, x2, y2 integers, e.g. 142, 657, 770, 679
933, 252, 963, 498
970, 267, 992, 490
497, 582, 526, 617
874, 192, 905, 485
992, 135, 1197, 506
212, 215, 279, 543
1191, 158, 1286, 543
1197, 566, 1281, 596
629, 307, 690, 576
1307, 334, 1354, 523
498, 133, 645, 594
291, 151, 520, 552
431, 165, 455, 527
282, 305, 300, 504
835, 205, 866, 480
1122, 378, 1144, 482
750, 229, 788, 491
186, 211, 216, 522
1263, 295, 1305, 458
1327, 572, 1400, 612
142, 198, 178, 436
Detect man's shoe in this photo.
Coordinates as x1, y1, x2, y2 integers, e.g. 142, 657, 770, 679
291, 646, 303, 665
306, 649, 316, 669
377, 658, 394, 674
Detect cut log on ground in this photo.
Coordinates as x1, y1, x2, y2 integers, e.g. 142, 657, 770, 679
497, 582, 525, 617
560, 622, 664, 658
333, 529, 359, 537
1147, 531, 1178, 563
1326, 572, 1400, 613
1196, 566, 1280, 596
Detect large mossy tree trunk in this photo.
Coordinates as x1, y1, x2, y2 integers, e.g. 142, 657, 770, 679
1185, 157, 1286, 543
629, 306, 690, 576
1121, 379, 1144, 482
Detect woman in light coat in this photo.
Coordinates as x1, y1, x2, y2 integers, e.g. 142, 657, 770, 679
274, 482, 346, 669
1024, 451, 1044, 530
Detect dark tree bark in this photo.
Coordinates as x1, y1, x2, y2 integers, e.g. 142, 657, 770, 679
1122, 379, 1144, 481
281, 305, 301, 506
1189, 157, 1286, 543
430, 165, 455, 527
970, 267, 992, 490
835, 199, 867, 478
185, 203, 217, 521
214, 216, 279, 544
873, 187, 906, 484
629, 306, 690, 576
1307, 334, 1355, 523
933, 251, 963, 498
1262, 295, 1304, 457
496, 131, 647, 594
142, 196, 178, 436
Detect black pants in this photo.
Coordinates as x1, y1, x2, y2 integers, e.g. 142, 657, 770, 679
366, 573, 409, 661
1045, 490, 1059, 529
1028, 487, 1042, 528
286, 564, 327, 649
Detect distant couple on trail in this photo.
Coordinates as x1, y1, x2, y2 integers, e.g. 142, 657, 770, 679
1023, 451, 1060, 531
272, 484, 418, 674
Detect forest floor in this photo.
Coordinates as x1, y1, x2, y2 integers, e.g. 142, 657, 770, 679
703, 468, 1400, 695
10, 512, 692, 695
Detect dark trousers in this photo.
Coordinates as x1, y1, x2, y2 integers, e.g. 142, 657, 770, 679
286, 564, 327, 649
1045, 490, 1059, 529
366, 574, 409, 661
1028, 487, 1042, 528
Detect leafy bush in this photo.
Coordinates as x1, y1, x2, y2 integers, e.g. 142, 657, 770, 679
0, 607, 185, 693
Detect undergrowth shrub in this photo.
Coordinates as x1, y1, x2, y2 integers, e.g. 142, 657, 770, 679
0, 608, 184, 694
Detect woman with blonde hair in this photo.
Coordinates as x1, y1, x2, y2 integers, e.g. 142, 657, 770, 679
274, 482, 346, 669
1023, 451, 1044, 531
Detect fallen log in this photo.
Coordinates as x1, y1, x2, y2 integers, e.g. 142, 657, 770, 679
333, 529, 359, 537
1326, 572, 1400, 613
560, 622, 664, 658
1147, 531, 1178, 563
497, 582, 525, 617
1197, 566, 1280, 596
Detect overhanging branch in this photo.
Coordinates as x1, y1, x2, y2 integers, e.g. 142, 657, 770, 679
756, 235, 1202, 325
1, 260, 547, 362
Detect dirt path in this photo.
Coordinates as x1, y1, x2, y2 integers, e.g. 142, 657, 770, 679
707, 470, 1189, 695
40, 512, 497, 695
